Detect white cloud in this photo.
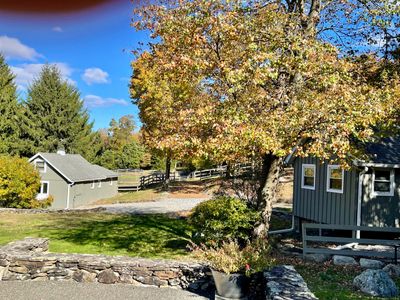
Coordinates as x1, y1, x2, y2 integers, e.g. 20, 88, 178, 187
0, 36, 42, 61
82, 67, 110, 85
83, 95, 129, 108
52, 26, 63, 33
11, 63, 75, 91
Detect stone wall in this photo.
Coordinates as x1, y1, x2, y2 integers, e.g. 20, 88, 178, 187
0, 238, 210, 291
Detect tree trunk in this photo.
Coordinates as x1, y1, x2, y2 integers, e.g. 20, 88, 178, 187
253, 154, 283, 238
164, 155, 171, 189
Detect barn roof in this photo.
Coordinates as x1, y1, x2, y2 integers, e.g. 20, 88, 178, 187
29, 152, 118, 183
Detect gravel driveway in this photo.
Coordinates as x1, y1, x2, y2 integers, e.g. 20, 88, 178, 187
0, 281, 211, 300
87, 198, 208, 214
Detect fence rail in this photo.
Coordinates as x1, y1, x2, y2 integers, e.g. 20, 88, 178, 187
118, 173, 176, 192
117, 163, 255, 192
302, 223, 400, 260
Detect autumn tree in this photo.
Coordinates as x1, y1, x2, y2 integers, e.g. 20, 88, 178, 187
131, 0, 400, 236
25, 65, 99, 161
97, 115, 145, 169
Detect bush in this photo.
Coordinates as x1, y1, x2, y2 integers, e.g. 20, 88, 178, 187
189, 196, 260, 245
0, 155, 52, 208
191, 239, 274, 275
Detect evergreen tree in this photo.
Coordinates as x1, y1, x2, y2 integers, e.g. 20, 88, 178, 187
0, 54, 33, 156
25, 65, 97, 159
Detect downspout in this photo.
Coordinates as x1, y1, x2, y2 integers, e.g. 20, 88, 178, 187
66, 182, 74, 209
269, 210, 295, 235
356, 167, 368, 239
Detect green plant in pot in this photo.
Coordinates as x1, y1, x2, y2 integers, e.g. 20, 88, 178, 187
192, 239, 274, 300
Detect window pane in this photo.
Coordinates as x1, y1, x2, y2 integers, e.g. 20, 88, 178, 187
330, 179, 342, 190
304, 167, 314, 177
304, 177, 314, 187
330, 168, 342, 179
375, 181, 391, 192
42, 183, 48, 194
375, 170, 390, 181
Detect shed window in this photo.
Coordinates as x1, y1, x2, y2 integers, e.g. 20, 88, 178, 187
37, 181, 49, 200
327, 165, 343, 193
98, 181, 102, 188
35, 160, 46, 173
109, 179, 113, 186
301, 164, 315, 190
90, 182, 95, 189
373, 169, 394, 196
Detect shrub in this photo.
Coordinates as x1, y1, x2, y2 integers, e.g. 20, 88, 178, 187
0, 155, 52, 208
192, 239, 274, 275
189, 196, 260, 245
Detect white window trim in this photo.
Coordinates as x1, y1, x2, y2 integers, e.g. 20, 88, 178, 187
301, 164, 316, 190
109, 179, 113, 186
90, 181, 95, 189
98, 181, 102, 188
37, 181, 49, 200
34, 159, 47, 173
327, 165, 344, 194
372, 169, 395, 197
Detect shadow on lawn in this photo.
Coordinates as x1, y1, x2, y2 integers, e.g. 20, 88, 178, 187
39, 214, 193, 258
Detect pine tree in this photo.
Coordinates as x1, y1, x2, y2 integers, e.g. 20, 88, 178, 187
0, 54, 33, 156
25, 64, 97, 160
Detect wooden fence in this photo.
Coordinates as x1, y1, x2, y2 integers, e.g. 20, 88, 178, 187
117, 163, 255, 192
118, 173, 176, 192
302, 223, 400, 260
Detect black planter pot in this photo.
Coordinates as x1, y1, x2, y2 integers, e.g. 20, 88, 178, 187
211, 269, 250, 300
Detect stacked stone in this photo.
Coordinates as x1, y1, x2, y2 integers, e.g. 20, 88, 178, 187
0, 238, 210, 291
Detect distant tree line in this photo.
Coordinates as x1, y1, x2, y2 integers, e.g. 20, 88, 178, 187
0, 54, 158, 170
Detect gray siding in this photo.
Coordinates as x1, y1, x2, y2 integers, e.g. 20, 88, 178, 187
361, 169, 400, 227
32, 158, 118, 209
293, 157, 358, 225
70, 179, 118, 208
33, 158, 69, 209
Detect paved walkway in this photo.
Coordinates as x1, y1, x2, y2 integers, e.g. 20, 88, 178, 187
0, 281, 211, 300
87, 198, 209, 214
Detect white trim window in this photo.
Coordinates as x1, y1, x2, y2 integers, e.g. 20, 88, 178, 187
98, 181, 102, 188
37, 181, 49, 200
35, 159, 46, 173
301, 164, 316, 190
109, 179, 113, 186
373, 169, 394, 196
327, 165, 344, 193
90, 181, 95, 189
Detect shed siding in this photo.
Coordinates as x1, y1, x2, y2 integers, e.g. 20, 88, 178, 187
70, 179, 118, 208
32, 158, 69, 209
293, 157, 358, 225
361, 169, 400, 227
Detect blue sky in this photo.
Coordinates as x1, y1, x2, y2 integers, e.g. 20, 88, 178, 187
0, 0, 146, 130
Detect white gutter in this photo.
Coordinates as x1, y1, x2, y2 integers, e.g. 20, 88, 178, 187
66, 183, 73, 209
356, 167, 368, 239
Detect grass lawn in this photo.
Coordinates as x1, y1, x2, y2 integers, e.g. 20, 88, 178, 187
96, 180, 213, 205
0, 212, 192, 259
94, 189, 164, 205
117, 170, 154, 185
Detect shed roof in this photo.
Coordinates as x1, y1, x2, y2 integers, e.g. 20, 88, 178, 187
364, 136, 400, 165
29, 152, 118, 183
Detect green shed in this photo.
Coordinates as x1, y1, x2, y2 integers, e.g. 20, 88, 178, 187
29, 151, 118, 209
290, 136, 400, 229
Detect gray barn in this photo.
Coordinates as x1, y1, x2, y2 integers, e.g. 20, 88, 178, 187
29, 151, 118, 209
290, 137, 400, 229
